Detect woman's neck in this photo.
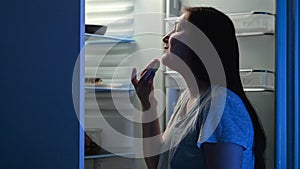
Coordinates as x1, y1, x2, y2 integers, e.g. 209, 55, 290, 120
173, 62, 210, 98
179, 73, 209, 116
181, 71, 209, 99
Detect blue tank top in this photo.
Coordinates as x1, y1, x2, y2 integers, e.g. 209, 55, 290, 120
158, 86, 254, 169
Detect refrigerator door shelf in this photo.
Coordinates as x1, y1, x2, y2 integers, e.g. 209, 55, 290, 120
85, 33, 135, 44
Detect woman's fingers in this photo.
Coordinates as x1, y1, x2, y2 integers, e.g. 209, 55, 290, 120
137, 70, 155, 90
131, 68, 157, 107
147, 71, 155, 84
140, 68, 147, 77
141, 69, 152, 81
131, 68, 138, 87
132, 68, 156, 93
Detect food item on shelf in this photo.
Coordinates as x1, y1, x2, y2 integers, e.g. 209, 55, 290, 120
85, 24, 107, 35
85, 77, 103, 85
84, 132, 102, 155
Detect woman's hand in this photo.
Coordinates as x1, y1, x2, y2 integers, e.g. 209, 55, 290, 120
131, 59, 160, 111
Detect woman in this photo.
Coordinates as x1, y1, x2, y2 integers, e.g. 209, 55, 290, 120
131, 7, 266, 169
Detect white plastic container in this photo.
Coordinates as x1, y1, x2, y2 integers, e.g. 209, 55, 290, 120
240, 69, 275, 91
165, 12, 275, 36
227, 11, 275, 36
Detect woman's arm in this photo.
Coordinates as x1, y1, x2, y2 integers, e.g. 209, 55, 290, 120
131, 66, 163, 169
202, 142, 243, 169
142, 99, 163, 169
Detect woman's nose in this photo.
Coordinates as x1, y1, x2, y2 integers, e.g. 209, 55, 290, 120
163, 29, 174, 43
162, 34, 170, 43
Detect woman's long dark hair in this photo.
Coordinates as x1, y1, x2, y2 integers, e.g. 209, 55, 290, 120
184, 7, 266, 169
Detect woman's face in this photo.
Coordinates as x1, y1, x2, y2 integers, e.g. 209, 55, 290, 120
161, 13, 191, 70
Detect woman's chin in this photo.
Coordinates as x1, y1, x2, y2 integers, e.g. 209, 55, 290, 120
161, 53, 168, 66
161, 53, 173, 68
162, 53, 181, 70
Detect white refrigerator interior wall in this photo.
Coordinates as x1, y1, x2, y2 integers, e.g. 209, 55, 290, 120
85, 0, 164, 168
85, 0, 136, 168
133, 1, 165, 168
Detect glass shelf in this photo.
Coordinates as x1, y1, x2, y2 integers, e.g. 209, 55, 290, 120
85, 152, 135, 160
85, 33, 135, 44
85, 85, 134, 93
85, 149, 134, 160
243, 87, 274, 92
165, 11, 275, 37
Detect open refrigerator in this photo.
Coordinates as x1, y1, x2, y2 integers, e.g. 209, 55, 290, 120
83, 0, 276, 168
